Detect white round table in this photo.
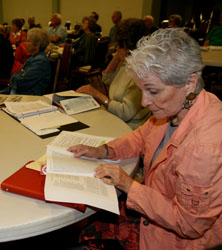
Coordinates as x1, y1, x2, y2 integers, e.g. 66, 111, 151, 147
0, 94, 138, 243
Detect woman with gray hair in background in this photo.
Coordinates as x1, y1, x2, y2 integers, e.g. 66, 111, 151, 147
68, 28, 222, 250
9, 28, 51, 95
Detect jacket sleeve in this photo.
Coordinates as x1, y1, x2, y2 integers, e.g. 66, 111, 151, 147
127, 144, 222, 239
10, 56, 49, 91
102, 70, 118, 85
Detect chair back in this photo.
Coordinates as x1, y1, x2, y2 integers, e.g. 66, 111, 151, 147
92, 37, 109, 69
60, 43, 72, 75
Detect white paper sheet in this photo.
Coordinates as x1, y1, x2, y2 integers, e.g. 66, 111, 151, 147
45, 172, 119, 214
20, 111, 78, 131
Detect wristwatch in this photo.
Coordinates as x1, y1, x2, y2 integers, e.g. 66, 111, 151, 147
103, 99, 109, 105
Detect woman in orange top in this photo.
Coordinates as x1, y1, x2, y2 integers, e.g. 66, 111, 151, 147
68, 29, 222, 250
9, 18, 27, 46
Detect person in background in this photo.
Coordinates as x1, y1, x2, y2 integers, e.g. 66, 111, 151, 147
48, 13, 67, 45
168, 14, 183, 28
144, 15, 158, 34
204, 14, 222, 46
9, 18, 27, 46
77, 18, 151, 130
10, 41, 30, 75
0, 24, 14, 79
68, 28, 222, 250
9, 28, 51, 95
90, 11, 102, 36
28, 16, 41, 29
71, 17, 97, 69
109, 11, 122, 46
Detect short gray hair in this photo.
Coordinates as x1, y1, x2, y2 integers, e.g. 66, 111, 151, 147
27, 28, 50, 51
144, 15, 154, 24
126, 28, 204, 92
53, 13, 62, 24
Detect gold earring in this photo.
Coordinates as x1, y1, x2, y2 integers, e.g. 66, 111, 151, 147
182, 93, 197, 109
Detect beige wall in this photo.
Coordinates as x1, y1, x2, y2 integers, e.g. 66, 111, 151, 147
2, 0, 147, 36
60, 0, 144, 36
2, 0, 51, 28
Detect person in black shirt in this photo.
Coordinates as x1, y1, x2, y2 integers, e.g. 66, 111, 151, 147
0, 24, 14, 79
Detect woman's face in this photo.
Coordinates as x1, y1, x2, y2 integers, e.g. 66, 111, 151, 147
82, 20, 89, 31
25, 35, 39, 55
134, 73, 188, 121
12, 23, 19, 32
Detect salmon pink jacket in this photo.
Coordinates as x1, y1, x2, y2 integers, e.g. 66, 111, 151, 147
108, 90, 222, 250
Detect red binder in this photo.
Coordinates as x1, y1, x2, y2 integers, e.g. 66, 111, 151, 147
1, 162, 86, 212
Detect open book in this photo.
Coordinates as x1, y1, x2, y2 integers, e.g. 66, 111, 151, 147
44, 131, 120, 214
44, 91, 100, 115
4, 100, 57, 119
3, 100, 80, 137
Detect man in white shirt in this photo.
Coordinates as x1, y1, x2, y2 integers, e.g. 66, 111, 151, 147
48, 13, 67, 45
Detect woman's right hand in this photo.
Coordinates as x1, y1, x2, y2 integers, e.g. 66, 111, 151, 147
67, 144, 107, 159
116, 47, 129, 61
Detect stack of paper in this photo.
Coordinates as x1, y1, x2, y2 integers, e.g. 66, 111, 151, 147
44, 131, 120, 214
3, 100, 78, 136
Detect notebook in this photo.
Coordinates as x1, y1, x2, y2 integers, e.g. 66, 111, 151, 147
1, 162, 86, 212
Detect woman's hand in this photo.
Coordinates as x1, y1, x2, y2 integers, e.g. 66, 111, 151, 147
76, 84, 110, 106
116, 47, 129, 61
76, 84, 97, 96
95, 164, 134, 193
67, 144, 107, 159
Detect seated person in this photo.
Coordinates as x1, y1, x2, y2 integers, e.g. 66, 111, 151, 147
48, 13, 67, 45
168, 14, 183, 28
109, 11, 122, 47
144, 15, 158, 34
9, 28, 51, 95
204, 25, 222, 46
0, 24, 14, 79
90, 11, 102, 36
9, 18, 27, 46
68, 28, 222, 250
11, 41, 30, 75
71, 17, 97, 69
28, 16, 42, 29
76, 18, 152, 130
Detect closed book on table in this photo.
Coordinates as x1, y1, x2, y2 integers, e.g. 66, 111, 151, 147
1, 162, 86, 212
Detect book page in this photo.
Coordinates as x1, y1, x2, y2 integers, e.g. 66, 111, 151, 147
45, 172, 120, 214
48, 131, 120, 163
60, 97, 100, 115
49, 131, 114, 148
47, 146, 101, 177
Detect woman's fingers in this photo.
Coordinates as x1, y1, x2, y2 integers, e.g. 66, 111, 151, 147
67, 144, 93, 158
95, 164, 133, 193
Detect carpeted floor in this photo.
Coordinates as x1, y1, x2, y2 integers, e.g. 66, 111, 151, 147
79, 194, 140, 250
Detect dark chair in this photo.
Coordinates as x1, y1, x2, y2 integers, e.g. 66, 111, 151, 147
0, 78, 10, 93
48, 42, 72, 93
70, 37, 109, 91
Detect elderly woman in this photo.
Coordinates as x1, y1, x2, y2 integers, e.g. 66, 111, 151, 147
71, 17, 97, 69
68, 29, 222, 250
9, 18, 27, 46
10, 28, 51, 95
76, 18, 151, 129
